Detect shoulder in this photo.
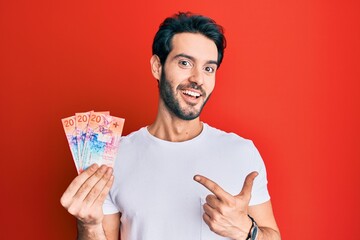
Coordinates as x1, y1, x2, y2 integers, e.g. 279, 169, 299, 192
204, 123, 255, 148
115, 127, 149, 155
120, 126, 147, 144
203, 123, 261, 162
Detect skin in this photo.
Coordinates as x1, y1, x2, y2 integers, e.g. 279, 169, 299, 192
60, 32, 281, 240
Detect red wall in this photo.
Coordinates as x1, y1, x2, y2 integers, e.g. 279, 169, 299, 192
1, 0, 359, 239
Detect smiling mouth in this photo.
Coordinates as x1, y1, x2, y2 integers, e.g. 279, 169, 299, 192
182, 90, 202, 98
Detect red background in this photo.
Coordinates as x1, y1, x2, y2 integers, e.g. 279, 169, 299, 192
1, 0, 359, 239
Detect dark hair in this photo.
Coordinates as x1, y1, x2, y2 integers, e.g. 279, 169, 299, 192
152, 12, 226, 68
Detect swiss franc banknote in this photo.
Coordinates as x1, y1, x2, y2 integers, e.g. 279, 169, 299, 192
81, 112, 125, 171
75, 111, 110, 165
62, 111, 125, 173
61, 116, 80, 172
75, 111, 93, 164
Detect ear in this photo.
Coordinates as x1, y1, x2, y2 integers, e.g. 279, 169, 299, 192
150, 55, 162, 80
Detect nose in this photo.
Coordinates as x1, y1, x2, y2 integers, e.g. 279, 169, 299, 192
189, 67, 204, 86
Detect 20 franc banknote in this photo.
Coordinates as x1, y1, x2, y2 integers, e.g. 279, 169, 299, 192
75, 111, 93, 164
75, 111, 110, 165
61, 116, 80, 173
81, 112, 125, 172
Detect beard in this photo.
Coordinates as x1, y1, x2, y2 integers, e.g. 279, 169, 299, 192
159, 68, 211, 120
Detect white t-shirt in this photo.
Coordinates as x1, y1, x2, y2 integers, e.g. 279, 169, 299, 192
103, 123, 270, 239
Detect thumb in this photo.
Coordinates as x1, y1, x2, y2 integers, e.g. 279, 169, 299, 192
236, 171, 258, 199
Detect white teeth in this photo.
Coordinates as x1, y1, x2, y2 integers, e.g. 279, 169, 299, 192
183, 90, 201, 97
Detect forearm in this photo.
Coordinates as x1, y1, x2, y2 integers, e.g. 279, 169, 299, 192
77, 221, 108, 240
256, 227, 281, 240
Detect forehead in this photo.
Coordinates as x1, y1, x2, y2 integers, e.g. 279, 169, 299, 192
169, 33, 218, 62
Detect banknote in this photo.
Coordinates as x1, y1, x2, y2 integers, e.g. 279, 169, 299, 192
75, 111, 111, 163
81, 112, 125, 171
61, 115, 80, 173
75, 111, 93, 164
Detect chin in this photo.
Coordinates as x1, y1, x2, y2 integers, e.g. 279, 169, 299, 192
176, 109, 202, 121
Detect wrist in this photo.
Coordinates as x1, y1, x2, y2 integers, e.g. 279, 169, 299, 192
77, 220, 104, 234
233, 216, 254, 240
246, 215, 259, 240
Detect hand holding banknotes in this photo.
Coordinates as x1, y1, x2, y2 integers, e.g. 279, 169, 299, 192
60, 164, 114, 229
61, 111, 124, 234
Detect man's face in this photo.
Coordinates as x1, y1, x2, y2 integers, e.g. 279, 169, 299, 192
159, 33, 218, 120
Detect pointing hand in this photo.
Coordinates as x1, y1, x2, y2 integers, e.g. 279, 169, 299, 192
194, 172, 258, 239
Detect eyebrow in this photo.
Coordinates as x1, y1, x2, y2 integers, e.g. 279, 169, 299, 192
172, 53, 218, 66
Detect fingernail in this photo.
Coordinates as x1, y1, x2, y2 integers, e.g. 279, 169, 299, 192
194, 175, 201, 181
91, 164, 99, 170
99, 165, 107, 173
106, 168, 113, 175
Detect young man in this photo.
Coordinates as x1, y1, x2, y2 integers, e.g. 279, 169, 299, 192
61, 12, 281, 240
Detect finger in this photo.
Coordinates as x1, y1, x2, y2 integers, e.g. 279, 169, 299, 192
203, 212, 212, 226
194, 175, 232, 202
93, 174, 114, 207
236, 171, 258, 199
203, 212, 222, 234
205, 194, 221, 209
203, 203, 217, 219
83, 167, 114, 206
74, 165, 111, 202
60, 164, 99, 207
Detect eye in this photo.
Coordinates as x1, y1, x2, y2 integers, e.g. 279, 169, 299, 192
204, 66, 215, 73
179, 60, 192, 68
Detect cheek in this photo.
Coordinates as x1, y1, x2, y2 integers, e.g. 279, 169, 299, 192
205, 77, 216, 93
164, 62, 187, 77
168, 72, 191, 87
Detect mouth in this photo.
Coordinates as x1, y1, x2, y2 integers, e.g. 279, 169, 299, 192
182, 89, 202, 99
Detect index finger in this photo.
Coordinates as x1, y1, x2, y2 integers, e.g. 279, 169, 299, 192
194, 175, 233, 202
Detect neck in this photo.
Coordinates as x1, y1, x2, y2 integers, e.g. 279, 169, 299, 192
148, 102, 203, 142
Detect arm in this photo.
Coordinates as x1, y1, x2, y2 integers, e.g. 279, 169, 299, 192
102, 213, 121, 240
76, 213, 121, 240
60, 164, 120, 240
248, 201, 281, 240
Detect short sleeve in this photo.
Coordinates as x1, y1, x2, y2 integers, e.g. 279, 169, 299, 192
248, 142, 271, 206
102, 191, 120, 215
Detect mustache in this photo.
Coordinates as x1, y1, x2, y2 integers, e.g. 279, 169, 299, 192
177, 82, 206, 97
